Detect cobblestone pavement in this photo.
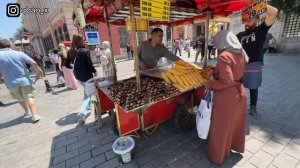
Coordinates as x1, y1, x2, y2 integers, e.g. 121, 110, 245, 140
0, 51, 300, 168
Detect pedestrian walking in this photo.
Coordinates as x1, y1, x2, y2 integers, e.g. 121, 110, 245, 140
206, 30, 248, 165
0, 39, 41, 123
126, 43, 132, 59
101, 41, 114, 77
237, 5, 278, 115
95, 45, 102, 66
208, 36, 214, 59
69, 35, 97, 123
195, 34, 205, 62
59, 43, 78, 90
184, 39, 191, 58
174, 38, 181, 56
52, 49, 65, 88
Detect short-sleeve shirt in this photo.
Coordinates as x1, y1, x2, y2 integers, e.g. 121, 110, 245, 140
138, 40, 181, 69
236, 22, 271, 63
0, 48, 33, 89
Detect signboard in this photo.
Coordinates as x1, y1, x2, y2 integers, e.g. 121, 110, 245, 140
242, 0, 267, 23
85, 31, 100, 45
140, 0, 170, 21
126, 17, 149, 32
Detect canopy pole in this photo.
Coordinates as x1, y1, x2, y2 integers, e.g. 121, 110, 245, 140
104, 5, 117, 82
204, 13, 210, 68
129, 2, 141, 90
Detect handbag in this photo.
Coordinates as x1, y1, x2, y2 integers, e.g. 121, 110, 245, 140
84, 78, 97, 97
196, 91, 212, 139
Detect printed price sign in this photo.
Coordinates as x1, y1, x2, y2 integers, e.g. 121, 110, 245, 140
126, 17, 149, 32
242, 0, 267, 23
140, 0, 170, 21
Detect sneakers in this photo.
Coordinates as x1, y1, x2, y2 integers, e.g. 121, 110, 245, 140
32, 115, 41, 123
77, 113, 86, 124
24, 111, 31, 118
248, 105, 257, 115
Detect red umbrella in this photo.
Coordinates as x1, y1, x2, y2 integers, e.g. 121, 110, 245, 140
195, 0, 248, 16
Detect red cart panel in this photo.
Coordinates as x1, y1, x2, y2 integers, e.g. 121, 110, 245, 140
116, 106, 140, 136
97, 88, 115, 112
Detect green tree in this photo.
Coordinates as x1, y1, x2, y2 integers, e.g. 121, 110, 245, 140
13, 26, 24, 40
269, 0, 300, 15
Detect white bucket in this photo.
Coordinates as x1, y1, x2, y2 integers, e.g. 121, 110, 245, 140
112, 136, 135, 163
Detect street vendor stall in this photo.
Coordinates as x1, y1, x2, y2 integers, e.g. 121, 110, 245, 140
72, 0, 248, 137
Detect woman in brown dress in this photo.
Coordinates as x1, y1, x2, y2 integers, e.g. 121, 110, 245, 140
206, 30, 248, 165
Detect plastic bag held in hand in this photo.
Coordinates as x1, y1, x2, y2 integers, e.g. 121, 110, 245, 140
196, 91, 212, 139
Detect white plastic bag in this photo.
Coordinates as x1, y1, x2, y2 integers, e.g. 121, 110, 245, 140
84, 78, 97, 97
196, 91, 212, 139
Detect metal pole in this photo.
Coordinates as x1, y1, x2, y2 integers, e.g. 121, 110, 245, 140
129, 2, 141, 90
104, 5, 117, 82
203, 13, 210, 68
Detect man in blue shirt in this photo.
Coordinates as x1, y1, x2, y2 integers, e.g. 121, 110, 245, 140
0, 39, 41, 123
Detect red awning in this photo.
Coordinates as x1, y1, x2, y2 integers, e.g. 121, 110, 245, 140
195, 0, 248, 16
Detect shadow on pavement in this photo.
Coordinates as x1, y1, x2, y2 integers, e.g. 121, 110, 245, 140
0, 116, 33, 129
55, 113, 78, 126
0, 101, 18, 107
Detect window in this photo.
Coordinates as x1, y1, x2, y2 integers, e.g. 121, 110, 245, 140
283, 14, 300, 37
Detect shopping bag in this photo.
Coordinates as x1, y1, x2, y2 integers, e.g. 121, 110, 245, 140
84, 78, 97, 97
196, 91, 212, 139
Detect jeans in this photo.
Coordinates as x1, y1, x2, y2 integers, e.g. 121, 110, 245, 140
78, 81, 91, 117
96, 56, 100, 65
250, 89, 258, 106
174, 48, 181, 56
127, 51, 132, 59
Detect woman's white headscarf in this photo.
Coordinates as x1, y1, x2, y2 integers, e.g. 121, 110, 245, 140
214, 30, 249, 63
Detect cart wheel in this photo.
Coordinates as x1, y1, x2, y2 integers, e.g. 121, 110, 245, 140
174, 96, 196, 131
111, 112, 120, 136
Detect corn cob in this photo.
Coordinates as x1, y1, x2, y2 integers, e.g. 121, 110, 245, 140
167, 68, 181, 76
162, 73, 171, 84
166, 71, 177, 84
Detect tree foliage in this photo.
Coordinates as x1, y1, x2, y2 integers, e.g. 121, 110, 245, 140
13, 26, 24, 40
269, 0, 300, 15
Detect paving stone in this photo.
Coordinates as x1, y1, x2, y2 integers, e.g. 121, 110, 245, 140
271, 132, 293, 146
230, 150, 253, 167
189, 155, 215, 168
55, 137, 77, 150
284, 142, 300, 160
233, 162, 258, 168
51, 147, 67, 158
91, 143, 113, 157
78, 141, 101, 155
249, 150, 273, 168
140, 163, 154, 168
66, 139, 89, 152
70, 165, 79, 168
51, 162, 65, 168
245, 138, 265, 154
117, 161, 139, 168
169, 153, 197, 168
150, 152, 176, 167
52, 149, 79, 166
253, 129, 273, 143
155, 138, 181, 154
262, 140, 284, 156
190, 146, 206, 160
171, 140, 195, 157
101, 135, 118, 145
79, 154, 106, 168
95, 157, 120, 168
53, 135, 68, 144
272, 153, 299, 168
105, 150, 115, 160
66, 152, 91, 168
135, 148, 160, 166
292, 138, 300, 145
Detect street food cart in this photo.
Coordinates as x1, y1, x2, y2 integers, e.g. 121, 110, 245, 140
73, 0, 248, 137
